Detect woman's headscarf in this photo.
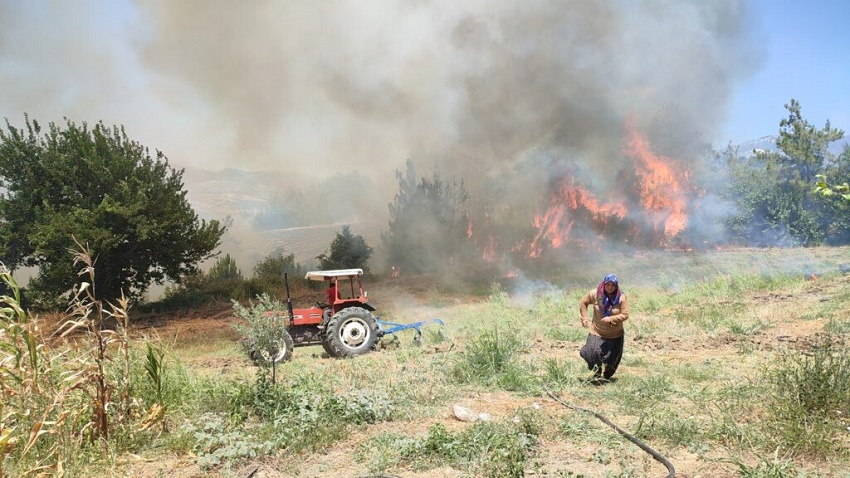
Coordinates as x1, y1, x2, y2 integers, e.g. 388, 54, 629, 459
596, 274, 622, 317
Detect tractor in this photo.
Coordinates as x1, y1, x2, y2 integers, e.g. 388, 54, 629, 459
245, 268, 445, 363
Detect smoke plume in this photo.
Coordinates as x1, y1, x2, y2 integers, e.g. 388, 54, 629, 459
0, 0, 763, 269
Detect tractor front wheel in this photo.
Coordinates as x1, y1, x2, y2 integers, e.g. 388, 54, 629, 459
248, 329, 294, 364
323, 307, 380, 358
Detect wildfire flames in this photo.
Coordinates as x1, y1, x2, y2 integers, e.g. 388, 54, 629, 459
524, 118, 692, 256
623, 117, 689, 238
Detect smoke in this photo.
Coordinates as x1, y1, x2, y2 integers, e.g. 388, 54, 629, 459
133, 0, 759, 172
0, 0, 763, 271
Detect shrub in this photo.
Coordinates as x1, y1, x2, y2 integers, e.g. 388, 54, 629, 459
367, 407, 542, 478
762, 335, 850, 457
231, 293, 291, 367
449, 323, 534, 391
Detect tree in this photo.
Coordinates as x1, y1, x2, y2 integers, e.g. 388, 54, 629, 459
253, 248, 302, 280
381, 159, 471, 273
316, 225, 372, 272
815, 144, 850, 202
815, 174, 850, 201
0, 116, 225, 307
207, 253, 242, 281
725, 100, 848, 246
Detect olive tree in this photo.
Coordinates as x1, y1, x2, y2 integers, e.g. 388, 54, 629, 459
0, 116, 225, 307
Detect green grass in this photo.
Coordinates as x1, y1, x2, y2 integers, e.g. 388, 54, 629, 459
4, 246, 850, 477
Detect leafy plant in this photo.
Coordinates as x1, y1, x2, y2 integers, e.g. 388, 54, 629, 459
366, 408, 542, 478
231, 293, 291, 367
450, 323, 532, 390
0, 116, 225, 307
381, 159, 473, 274
316, 225, 373, 272
762, 335, 850, 457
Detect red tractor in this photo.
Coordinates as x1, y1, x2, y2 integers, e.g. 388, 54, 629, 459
245, 268, 444, 363
291, 268, 381, 359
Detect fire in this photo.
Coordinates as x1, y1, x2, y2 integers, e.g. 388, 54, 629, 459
525, 116, 692, 255
623, 117, 689, 237
529, 176, 626, 254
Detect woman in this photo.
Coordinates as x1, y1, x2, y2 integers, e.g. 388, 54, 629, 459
578, 274, 629, 380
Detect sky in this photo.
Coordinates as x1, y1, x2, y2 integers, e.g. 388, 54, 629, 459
721, 0, 850, 145
0, 0, 847, 175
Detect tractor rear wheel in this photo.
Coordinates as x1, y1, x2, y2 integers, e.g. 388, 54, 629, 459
323, 307, 380, 358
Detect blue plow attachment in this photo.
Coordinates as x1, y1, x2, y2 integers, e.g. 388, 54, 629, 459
377, 317, 446, 344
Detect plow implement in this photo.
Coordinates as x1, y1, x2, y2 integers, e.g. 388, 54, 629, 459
377, 317, 446, 344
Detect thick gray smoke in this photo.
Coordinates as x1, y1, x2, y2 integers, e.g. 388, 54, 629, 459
140, 0, 757, 169
0, 0, 762, 270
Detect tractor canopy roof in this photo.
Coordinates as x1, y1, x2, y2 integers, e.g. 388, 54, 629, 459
304, 269, 364, 281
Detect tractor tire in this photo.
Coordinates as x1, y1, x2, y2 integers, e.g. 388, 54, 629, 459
249, 329, 294, 364
322, 307, 380, 358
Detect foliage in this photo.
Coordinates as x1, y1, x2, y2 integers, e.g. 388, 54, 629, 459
762, 335, 850, 457
814, 144, 850, 202
231, 293, 292, 367
450, 323, 533, 391
316, 225, 373, 272
0, 248, 172, 476
728, 450, 804, 478
381, 159, 473, 274
364, 408, 541, 478
207, 253, 242, 282
252, 247, 303, 285
227, 371, 393, 452
0, 116, 225, 308
724, 100, 849, 246
182, 413, 275, 470
152, 249, 308, 309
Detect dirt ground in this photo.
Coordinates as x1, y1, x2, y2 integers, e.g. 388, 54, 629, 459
119, 273, 849, 478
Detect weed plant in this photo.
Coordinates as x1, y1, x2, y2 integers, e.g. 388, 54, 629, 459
0, 249, 180, 476
361, 407, 542, 478
762, 335, 850, 457
226, 370, 393, 452
449, 323, 533, 390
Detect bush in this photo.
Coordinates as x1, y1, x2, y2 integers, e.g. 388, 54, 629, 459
231, 294, 291, 366
450, 323, 534, 391
366, 407, 541, 478
762, 335, 850, 457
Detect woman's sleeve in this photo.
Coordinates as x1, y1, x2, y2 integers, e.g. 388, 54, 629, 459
610, 295, 629, 324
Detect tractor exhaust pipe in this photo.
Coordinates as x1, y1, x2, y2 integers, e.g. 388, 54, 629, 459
284, 272, 295, 328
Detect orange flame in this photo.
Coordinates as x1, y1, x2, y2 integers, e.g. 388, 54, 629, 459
623, 117, 688, 237
529, 176, 626, 253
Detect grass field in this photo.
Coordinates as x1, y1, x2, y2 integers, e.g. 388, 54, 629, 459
3, 246, 850, 478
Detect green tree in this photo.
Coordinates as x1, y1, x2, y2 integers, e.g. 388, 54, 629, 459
253, 248, 302, 280
207, 253, 242, 281
815, 144, 850, 202
381, 159, 472, 273
316, 225, 372, 272
0, 116, 225, 307
725, 100, 848, 246
252, 247, 305, 292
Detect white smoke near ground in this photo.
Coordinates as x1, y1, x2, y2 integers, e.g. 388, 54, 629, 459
0, 0, 764, 275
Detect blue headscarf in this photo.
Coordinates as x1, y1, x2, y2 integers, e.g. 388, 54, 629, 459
596, 274, 622, 317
